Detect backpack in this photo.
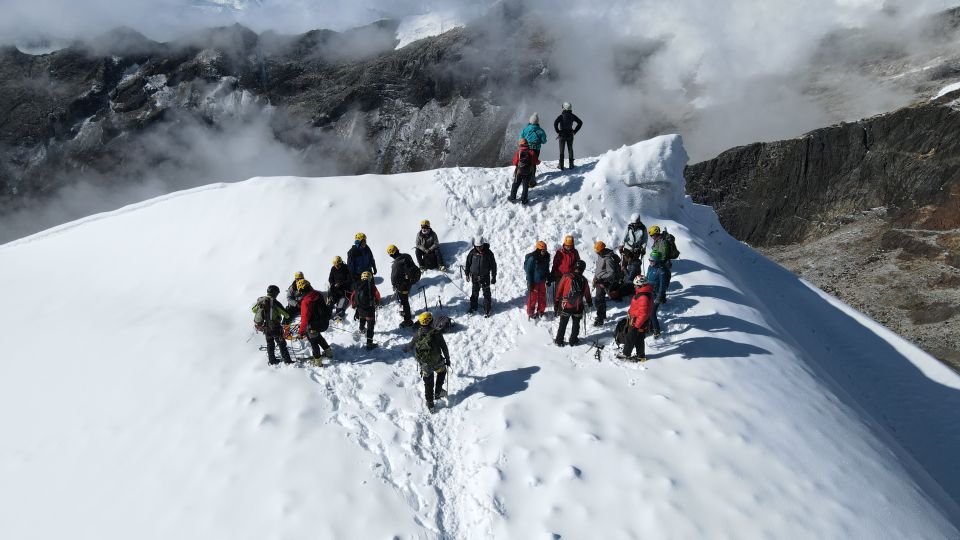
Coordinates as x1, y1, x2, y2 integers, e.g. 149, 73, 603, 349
664, 230, 680, 260
406, 256, 422, 285
563, 273, 585, 309
517, 149, 534, 176
355, 281, 373, 308
253, 296, 273, 326
414, 328, 441, 365
310, 293, 332, 332
614, 318, 629, 345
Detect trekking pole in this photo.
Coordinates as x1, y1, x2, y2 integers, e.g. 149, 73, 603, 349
437, 296, 445, 313
245, 329, 257, 343
419, 285, 428, 311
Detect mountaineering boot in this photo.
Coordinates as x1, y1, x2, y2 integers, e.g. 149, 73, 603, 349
592, 317, 604, 327
365, 341, 378, 351
435, 389, 448, 400
568, 337, 580, 346
311, 356, 324, 367
636, 357, 648, 362
507, 196, 517, 203
427, 401, 436, 414
400, 319, 415, 328
653, 331, 662, 339
554, 338, 566, 347
322, 348, 334, 358
268, 358, 280, 366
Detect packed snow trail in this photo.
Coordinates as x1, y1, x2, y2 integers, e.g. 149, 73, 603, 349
1, 136, 959, 539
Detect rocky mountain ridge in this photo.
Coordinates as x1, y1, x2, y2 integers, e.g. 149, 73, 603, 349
685, 93, 960, 368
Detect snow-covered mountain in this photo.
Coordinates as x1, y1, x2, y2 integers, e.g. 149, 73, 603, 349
1, 136, 959, 538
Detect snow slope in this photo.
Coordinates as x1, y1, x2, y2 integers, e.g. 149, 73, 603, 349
2, 136, 959, 539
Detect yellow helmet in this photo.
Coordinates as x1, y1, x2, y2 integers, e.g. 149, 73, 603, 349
535, 240, 547, 250
295, 279, 311, 292
648, 225, 661, 236
293, 271, 304, 280
594, 241, 606, 253
563, 235, 574, 247
387, 244, 399, 255
360, 271, 372, 281
421, 219, 430, 227
355, 232, 366, 242
419, 312, 434, 326
332, 256, 343, 266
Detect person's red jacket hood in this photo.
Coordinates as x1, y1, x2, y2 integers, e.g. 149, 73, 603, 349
628, 284, 655, 329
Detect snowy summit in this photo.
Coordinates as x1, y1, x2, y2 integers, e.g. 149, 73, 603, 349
1, 136, 959, 538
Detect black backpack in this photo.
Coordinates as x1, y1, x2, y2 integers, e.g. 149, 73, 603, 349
406, 256, 422, 285
355, 281, 373, 308
614, 318, 629, 345
563, 273, 585, 309
310, 293, 332, 332
517, 149, 534, 176
664, 229, 680, 260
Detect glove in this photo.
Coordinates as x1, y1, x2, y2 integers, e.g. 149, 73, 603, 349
354, 312, 360, 321
491, 277, 497, 285
372, 267, 377, 275
444, 358, 451, 367
255, 322, 264, 332
297, 332, 305, 340
466, 275, 471, 282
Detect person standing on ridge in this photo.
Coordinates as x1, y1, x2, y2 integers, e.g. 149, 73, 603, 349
285, 271, 307, 319
350, 271, 382, 350
252, 285, 293, 365
328, 256, 352, 322
415, 220, 446, 270
592, 240, 622, 327
618, 275, 655, 361
554, 260, 592, 346
410, 312, 451, 413
509, 138, 540, 205
554, 102, 583, 170
296, 279, 335, 364
620, 213, 648, 280
520, 113, 549, 160
465, 236, 497, 317
388, 244, 420, 328
524, 240, 551, 319
347, 232, 377, 285
551, 235, 581, 311
646, 226, 668, 338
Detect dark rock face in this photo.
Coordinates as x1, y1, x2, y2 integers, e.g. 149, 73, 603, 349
686, 96, 960, 369
0, 17, 543, 217
684, 96, 960, 246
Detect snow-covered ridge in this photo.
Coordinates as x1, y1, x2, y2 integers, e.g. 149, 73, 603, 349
1, 136, 959, 538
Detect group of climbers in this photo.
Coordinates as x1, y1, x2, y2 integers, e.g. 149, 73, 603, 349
509, 102, 584, 206
514, 215, 679, 360
251, 221, 447, 364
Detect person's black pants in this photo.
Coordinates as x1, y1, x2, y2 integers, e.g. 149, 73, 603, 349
510, 173, 531, 203
307, 330, 329, 358
359, 316, 376, 343
422, 367, 447, 405
595, 283, 610, 321
398, 291, 412, 322
470, 277, 492, 313
265, 333, 291, 364
559, 137, 574, 167
555, 311, 582, 341
622, 326, 646, 358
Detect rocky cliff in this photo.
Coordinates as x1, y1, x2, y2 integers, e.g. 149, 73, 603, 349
685, 94, 960, 368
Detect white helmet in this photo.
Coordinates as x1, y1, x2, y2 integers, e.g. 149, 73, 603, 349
529, 113, 539, 124
562, 102, 572, 111
633, 275, 647, 286
473, 236, 485, 246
